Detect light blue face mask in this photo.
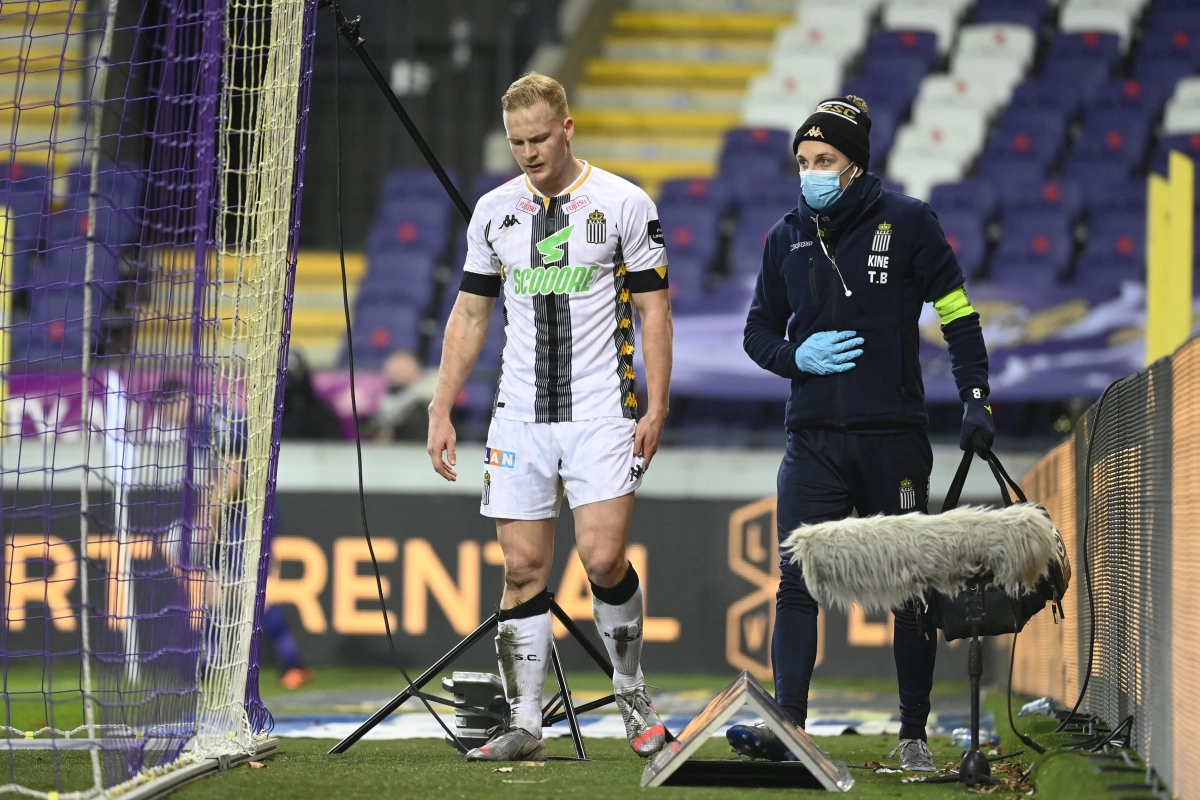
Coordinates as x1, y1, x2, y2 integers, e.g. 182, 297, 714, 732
801, 162, 856, 211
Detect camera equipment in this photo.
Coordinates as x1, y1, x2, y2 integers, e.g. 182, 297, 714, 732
783, 443, 1070, 787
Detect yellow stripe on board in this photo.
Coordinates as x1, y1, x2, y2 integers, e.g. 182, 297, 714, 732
1146, 151, 1195, 364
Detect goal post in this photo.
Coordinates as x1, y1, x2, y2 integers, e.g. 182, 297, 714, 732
0, 0, 317, 796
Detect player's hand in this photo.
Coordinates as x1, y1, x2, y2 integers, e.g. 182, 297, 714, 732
634, 411, 666, 469
427, 411, 458, 481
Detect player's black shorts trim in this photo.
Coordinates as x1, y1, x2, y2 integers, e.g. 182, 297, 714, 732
627, 267, 669, 293
460, 271, 502, 297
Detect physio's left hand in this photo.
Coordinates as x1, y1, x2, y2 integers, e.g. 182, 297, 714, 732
634, 411, 666, 469
960, 390, 995, 451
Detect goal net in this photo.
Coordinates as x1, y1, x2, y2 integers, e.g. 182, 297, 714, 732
0, 0, 316, 796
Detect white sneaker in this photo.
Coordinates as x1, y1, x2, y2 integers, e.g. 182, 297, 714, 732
615, 687, 668, 757
888, 739, 937, 772
465, 727, 547, 762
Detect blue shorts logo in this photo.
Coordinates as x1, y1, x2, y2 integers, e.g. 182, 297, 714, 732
485, 448, 517, 469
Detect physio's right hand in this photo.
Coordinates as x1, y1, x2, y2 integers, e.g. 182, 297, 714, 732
427, 412, 458, 481
795, 330, 864, 375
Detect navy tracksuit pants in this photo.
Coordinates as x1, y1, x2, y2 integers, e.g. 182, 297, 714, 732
774, 428, 938, 741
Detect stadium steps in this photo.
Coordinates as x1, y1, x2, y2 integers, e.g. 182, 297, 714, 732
290, 251, 366, 368
571, 2, 792, 194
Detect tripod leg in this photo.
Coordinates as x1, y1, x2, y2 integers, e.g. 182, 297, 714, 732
329, 613, 500, 754
551, 600, 614, 678
550, 644, 588, 760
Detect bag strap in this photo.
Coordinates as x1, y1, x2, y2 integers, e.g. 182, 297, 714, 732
942, 444, 1029, 512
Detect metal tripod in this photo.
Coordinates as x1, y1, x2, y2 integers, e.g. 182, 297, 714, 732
328, 598, 617, 758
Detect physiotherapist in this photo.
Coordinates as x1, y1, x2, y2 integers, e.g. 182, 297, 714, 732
729, 96, 994, 771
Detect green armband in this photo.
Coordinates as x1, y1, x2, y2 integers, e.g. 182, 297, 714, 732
934, 286, 975, 325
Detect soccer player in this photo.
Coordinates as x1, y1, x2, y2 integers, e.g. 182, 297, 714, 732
426, 72, 673, 762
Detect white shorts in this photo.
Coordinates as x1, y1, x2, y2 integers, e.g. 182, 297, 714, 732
480, 417, 644, 519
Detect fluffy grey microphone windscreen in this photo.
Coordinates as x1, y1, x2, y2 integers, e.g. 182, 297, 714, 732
781, 504, 1061, 613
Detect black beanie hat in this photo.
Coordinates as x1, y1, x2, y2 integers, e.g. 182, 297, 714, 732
793, 96, 872, 172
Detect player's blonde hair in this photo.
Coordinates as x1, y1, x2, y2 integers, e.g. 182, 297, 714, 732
501, 72, 569, 120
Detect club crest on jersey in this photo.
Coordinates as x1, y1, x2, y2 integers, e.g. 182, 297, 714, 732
900, 477, 916, 510
483, 471, 491, 505
485, 448, 517, 469
872, 222, 892, 253
586, 211, 606, 244
515, 197, 540, 215
562, 195, 591, 215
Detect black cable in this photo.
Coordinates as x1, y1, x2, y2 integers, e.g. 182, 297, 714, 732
1007, 631, 1046, 754
1053, 379, 1120, 735
330, 12, 465, 752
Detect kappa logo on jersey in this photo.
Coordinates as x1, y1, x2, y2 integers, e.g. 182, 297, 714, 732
536, 225, 573, 264
791, 240, 813, 250
586, 210, 606, 244
899, 477, 916, 510
499, 214, 520, 230
647, 219, 664, 250
872, 222, 892, 253
515, 197, 541, 215
562, 195, 591, 215
483, 471, 491, 505
485, 448, 517, 469
629, 462, 645, 483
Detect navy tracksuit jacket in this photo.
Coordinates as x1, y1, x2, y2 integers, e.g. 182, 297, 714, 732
743, 172, 990, 738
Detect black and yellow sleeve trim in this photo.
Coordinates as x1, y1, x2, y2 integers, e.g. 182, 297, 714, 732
626, 265, 669, 293
460, 271, 502, 297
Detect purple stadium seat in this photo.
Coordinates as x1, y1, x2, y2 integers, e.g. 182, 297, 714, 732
1088, 79, 1170, 115
31, 246, 122, 299
992, 210, 1073, 279
846, 56, 930, 109
715, 174, 799, 214
938, 211, 987, 277
1153, 132, 1200, 172
367, 199, 453, 255
667, 252, 712, 314
1132, 55, 1197, 90
1072, 109, 1153, 166
1064, 157, 1134, 206
1141, 16, 1200, 65
380, 167, 461, 202
722, 127, 792, 157
1048, 32, 1122, 67
983, 108, 1069, 166
10, 287, 103, 370
470, 172, 520, 205
997, 179, 1083, 219
659, 178, 715, 206
1041, 58, 1112, 100
1082, 177, 1147, 217
869, 106, 900, 160
929, 180, 998, 219
344, 303, 421, 369
973, 0, 1047, 30
1080, 212, 1144, 268
1009, 78, 1086, 118
719, 129, 794, 178
976, 159, 1048, 199
866, 30, 939, 70
729, 203, 781, 275
358, 250, 437, 308
659, 202, 720, 262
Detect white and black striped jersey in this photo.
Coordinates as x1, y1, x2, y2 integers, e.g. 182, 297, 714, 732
459, 162, 669, 423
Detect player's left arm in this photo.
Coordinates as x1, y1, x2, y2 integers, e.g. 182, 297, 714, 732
631, 288, 672, 467
621, 189, 672, 468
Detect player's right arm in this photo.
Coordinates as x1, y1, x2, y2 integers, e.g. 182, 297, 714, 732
428, 291, 495, 480
427, 208, 503, 481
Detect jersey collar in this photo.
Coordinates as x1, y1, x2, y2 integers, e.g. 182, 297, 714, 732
525, 161, 592, 208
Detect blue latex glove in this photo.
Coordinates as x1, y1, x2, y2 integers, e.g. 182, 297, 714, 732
794, 330, 864, 375
961, 390, 995, 451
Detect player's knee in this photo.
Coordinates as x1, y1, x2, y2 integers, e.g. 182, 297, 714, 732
503, 552, 546, 587
580, 548, 626, 588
